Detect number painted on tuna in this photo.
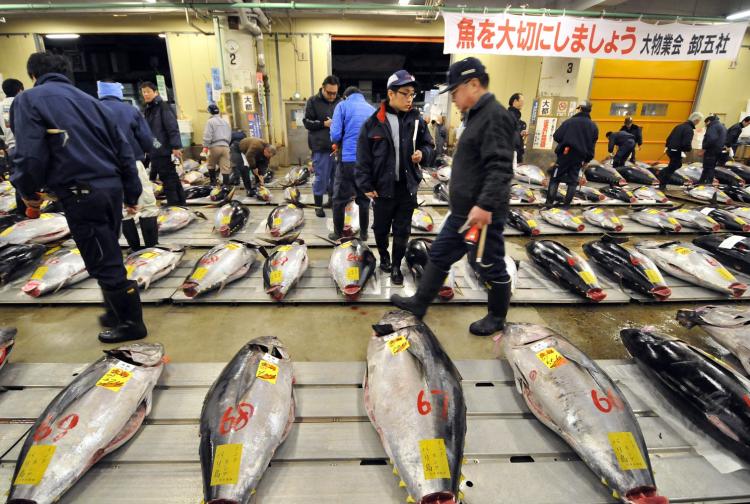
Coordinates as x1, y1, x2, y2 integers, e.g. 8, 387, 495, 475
33, 413, 80, 442
592, 389, 625, 413
219, 403, 255, 435
418, 389, 449, 419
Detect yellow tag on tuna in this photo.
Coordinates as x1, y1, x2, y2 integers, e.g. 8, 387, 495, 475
571, 217, 583, 225
191, 267, 208, 280
70, 248, 81, 255
44, 246, 61, 256
256, 360, 279, 384
140, 252, 157, 259
386, 334, 410, 355
592, 208, 603, 215
536, 347, 567, 369
96, 367, 133, 392
221, 215, 231, 225
611, 217, 621, 224
674, 247, 692, 255
717, 267, 734, 281
340, 241, 353, 248
667, 218, 679, 225
346, 266, 360, 281
157, 215, 167, 223
14, 445, 56, 485
419, 439, 451, 480
344, 215, 352, 224
270, 270, 283, 284
608, 432, 647, 471
125, 264, 135, 277
0, 226, 13, 237
225, 243, 240, 250
647, 209, 660, 215
272, 217, 282, 227
578, 270, 596, 284
278, 245, 293, 252
30, 266, 48, 281
39, 214, 54, 220
644, 269, 662, 283
210, 444, 243, 486
527, 219, 537, 227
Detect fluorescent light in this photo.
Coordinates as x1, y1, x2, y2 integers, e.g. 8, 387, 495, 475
45, 34, 80, 40
145, 0, 157, 3
158, 33, 166, 38
727, 9, 750, 20
398, 0, 410, 5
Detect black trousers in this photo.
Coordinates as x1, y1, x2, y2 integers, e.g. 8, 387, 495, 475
60, 186, 129, 290
613, 143, 635, 167
658, 150, 683, 186
332, 162, 370, 235
151, 156, 185, 205
700, 150, 720, 184
547, 155, 583, 206
372, 181, 416, 266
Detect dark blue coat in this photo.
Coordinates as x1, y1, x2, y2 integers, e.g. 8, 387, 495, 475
608, 130, 635, 153
703, 119, 727, 152
100, 96, 154, 161
553, 111, 599, 162
143, 95, 181, 158
10, 73, 141, 205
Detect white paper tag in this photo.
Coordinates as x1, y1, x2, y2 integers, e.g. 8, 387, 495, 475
529, 340, 550, 353
262, 353, 280, 365
719, 235, 746, 250
114, 361, 136, 372
700, 207, 715, 216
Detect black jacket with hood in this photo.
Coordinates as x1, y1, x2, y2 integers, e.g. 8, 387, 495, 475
303, 89, 341, 152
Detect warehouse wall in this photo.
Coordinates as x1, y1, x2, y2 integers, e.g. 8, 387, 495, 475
696, 33, 750, 123
0, 34, 37, 89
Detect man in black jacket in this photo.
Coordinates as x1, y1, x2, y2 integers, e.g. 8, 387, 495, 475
140, 81, 185, 205
619, 116, 642, 162
700, 115, 727, 184
508, 92, 526, 163
606, 130, 635, 168
657, 112, 703, 190
304, 75, 341, 217
546, 101, 598, 208
722, 115, 750, 165
355, 70, 434, 285
391, 57, 515, 336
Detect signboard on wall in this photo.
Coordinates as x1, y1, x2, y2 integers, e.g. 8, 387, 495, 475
156, 75, 168, 100
443, 12, 746, 61
241, 93, 255, 112
533, 117, 557, 150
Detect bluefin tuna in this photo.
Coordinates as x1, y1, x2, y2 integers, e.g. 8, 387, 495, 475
185, 185, 214, 200
632, 186, 668, 203
693, 234, 750, 275
727, 205, 750, 222
124, 246, 184, 290
0, 213, 70, 244
635, 240, 747, 297
677, 305, 750, 374
0, 214, 25, 234
666, 208, 720, 232
614, 163, 658, 185
722, 184, 750, 203
585, 162, 627, 186
262, 241, 308, 301
621, 328, 750, 463
629, 209, 682, 233
510, 184, 537, 203
508, 208, 540, 236
436, 166, 451, 182
540, 208, 585, 232
365, 311, 466, 504
266, 204, 304, 237
283, 186, 302, 205
726, 161, 750, 183
209, 185, 236, 203
601, 186, 637, 203
0, 192, 17, 214
405, 238, 456, 301
342, 200, 361, 236
433, 182, 449, 202
651, 165, 691, 186
501, 323, 668, 504
0, 327, 16, 372
514, 163, 548, 186
412, 208, 435, 232
256, 185, 272, 202
715, 166, 745, 187
583, 236, 670, 301
675, 164, 704, 183
200, 337, 295, 504
21, 246, 89, 297
157, 206, 206, 234
697, 207, 750, 232
526, 240, 607, 302
282, 165, 310, 187
182, 241, 258, 298
0, 243, 46, 285
214, 201, 250, 237
686, 185, 732, 204
583, 207, 624, 232
7, 343, 164, 504
576, 185, 606, 202
328, 238, 376, 300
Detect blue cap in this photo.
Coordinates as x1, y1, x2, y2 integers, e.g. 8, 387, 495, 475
387, 70, 417, 90
97, 81, 123, 100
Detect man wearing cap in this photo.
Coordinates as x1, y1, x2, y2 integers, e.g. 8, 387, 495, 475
619, 116, 642, 162
201, 103, 232, 186
700, 115, 727, 184
355, 70, 434, 285
657, 112, 703, 190
545, 101, 598, 208
391, 57, 515, 336
606, 130, 636, 168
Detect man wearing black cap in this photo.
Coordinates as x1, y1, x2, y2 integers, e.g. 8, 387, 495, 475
391, 57, 515, 336
355, 70, 434, 285
619, 116, 642, 162
545, 101, 598, 208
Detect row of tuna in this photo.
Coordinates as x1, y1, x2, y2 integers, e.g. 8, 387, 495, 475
526, 234, 750, 302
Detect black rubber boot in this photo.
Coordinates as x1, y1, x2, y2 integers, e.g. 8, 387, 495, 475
98, 281, 148, 344
314, 195, 325, 218
209, 169, 218, 186
222, 174, 232, 186
324, 195, 333, 209
99, 293, 117, 328
139, 216, 159, 248
390, 236, 408, 285
545, 180, 559, 207
469, 279, 512, 336
390, 262, 449, 318
121, 218, 142, 251
375, 233, 390, 272
561, 183, 576, 209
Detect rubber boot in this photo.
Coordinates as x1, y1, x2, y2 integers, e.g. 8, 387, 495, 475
314, 194, 325, 218
99, 294, 117, 328
469, 279, 512, 336
390, 262, 449, 319
545, 179, 559, 208
375, 233, 391, 272
139, 216, 159, 248
209, 169, 218, 186
222, 174, 232, 186
359, 203, 370, 241
121, 218, 142, 251
390, 236, 408, 285
330, 201, 345, 241
98, 281, 148, 343
561, 182, 576, 209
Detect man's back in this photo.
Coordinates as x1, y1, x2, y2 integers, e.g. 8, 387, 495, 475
553, 112, 599, 161
100, 97, 153, 161
331, 93, 374, 162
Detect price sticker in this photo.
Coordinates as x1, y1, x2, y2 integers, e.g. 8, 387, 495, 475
96, 367, 133, 392
30, 266, 48, 281
140, 252, 157, 259
419, 438, 451, 480
210, 444, 243, 486
536, 347, 567, 369
256, 359, 279, 384
608, 432, 647, 471
592, 208, 604, 215
644, 269, 663, 283
14, 445, 56, 485
269, 270, 283, 284
674, 247, 692, 255
346, 266, 360, 281
225, 243, 240, 250
344, 215, 352, 224
717, 267, 734, 281
578, 270, 596, 284
340, 241, 353, 249
385, 334, 410, 355
278, 245, 293, 252
192, 266, 208, 280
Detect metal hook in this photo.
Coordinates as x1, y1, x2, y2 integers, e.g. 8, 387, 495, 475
504, 4, 511, 15
483, 6, 487, 15
562, 9, 566, 17
600, 9, 606, 19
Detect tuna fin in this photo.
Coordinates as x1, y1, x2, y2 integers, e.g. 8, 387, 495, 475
218, 281, 227, 294
601, 233, 629, 244
194, 210, 208, 220
315, 234, 338, 246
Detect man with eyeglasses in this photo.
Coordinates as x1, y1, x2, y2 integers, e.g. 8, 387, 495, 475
304, 75, 341, 217
355, 70, 434, 285
391, 57, 515, 336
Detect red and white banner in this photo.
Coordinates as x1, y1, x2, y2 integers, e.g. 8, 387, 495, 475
443, 12, 747, 61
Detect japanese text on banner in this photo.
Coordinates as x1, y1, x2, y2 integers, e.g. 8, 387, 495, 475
443, 13, 746, 61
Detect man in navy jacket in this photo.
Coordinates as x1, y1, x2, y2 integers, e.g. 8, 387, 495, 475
11, 52, 147, 343
700, 115, 727, 184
